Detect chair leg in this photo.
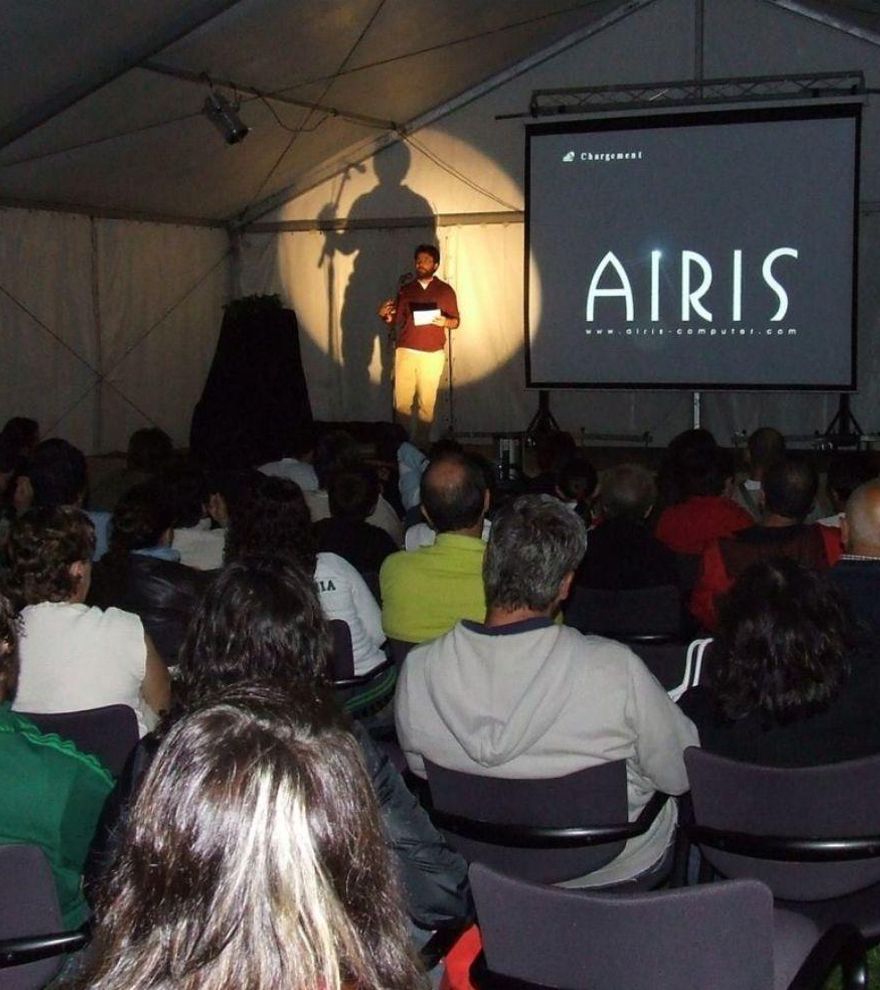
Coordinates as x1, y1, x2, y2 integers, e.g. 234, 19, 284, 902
669, 797, 693, 887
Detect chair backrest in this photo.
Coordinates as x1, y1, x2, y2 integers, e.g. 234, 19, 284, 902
386, 638, 416, 669
0, 845, 68, 990
424, 759, 629, 883
470, 863, 777, 990
20, 705, 139, 777
564, 584, 681, 637
327, 620, 396, 717
328, 619, 355, 679
685, 747, 880, 900
656, 637, 712, 701
675, 552, 701, 596
629, 640, 690, 693
361, 570, 381, 606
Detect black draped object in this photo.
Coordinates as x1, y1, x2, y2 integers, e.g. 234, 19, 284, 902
190, 296, 313, 468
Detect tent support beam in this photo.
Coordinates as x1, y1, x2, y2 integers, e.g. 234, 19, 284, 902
233, 0, 661, 228
767, 0, 880, 46
0, 0, 247, 151
0, 195, 228, 229
248, 211, 522, 234
142, 61, 397, 132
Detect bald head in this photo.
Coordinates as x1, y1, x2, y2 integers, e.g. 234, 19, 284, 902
843, 480, 880, 556
421, 452, 488, 534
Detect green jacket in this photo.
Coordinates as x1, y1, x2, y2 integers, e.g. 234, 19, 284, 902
0, 704, 114, 928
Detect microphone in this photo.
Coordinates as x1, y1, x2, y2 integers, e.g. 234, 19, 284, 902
399, 271, 415, 287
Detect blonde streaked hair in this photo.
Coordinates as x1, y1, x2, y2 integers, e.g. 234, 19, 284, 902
75, 686, 424, 990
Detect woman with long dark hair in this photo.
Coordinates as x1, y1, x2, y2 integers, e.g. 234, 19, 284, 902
75, 686, 425, 990
87, 556, 470, 938
225, 474, 388, 676
680, 557, 880, 765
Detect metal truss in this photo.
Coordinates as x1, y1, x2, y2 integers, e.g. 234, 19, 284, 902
520, 71, 865, 118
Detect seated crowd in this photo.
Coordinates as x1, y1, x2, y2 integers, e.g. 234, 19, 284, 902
0, 414, 879, 987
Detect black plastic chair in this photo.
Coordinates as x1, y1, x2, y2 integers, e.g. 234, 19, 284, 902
19, 705, 139, 777
685, 747, 880, 942
0, 845, 88, 990
386, 637, 416, 669
468, 863, 867, 990
328, 619, 396, 717
563, 583, 683, 639
423, 758, 671, 888
361, 570, 382, 606
628, 639, 691, 692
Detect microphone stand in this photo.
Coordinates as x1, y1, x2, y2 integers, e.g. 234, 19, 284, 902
386, 272, 413, 423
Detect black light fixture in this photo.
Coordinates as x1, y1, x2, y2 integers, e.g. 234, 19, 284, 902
203, 89, 249, 145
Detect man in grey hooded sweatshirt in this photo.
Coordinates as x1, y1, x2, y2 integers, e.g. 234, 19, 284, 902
394, 493, 699, 886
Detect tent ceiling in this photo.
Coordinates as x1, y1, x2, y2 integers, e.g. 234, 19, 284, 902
0, 0, 876, 226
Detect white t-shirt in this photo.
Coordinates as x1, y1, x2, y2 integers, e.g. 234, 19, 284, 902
258, 457, 319, 492
13, 601, 151, 736
172, 519, 225, 571
314, 552, 386, 676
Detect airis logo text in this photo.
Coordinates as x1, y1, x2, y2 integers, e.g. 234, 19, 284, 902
585, 249, 799, 323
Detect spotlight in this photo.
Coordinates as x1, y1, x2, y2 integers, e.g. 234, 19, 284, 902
203, 90, 249, 145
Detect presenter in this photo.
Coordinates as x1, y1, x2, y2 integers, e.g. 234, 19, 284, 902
377, 243, 459, 447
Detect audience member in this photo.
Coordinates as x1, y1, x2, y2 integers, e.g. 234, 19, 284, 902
88, 482, 209, 663
22, 437, 111, 559
818, 451, 876, 527
526, 431, 577, 496
164, 463, 226, 570
655, 445, 751, 556
314, 465, 399, 578
75, 687, 424, 990
225, 474, 387, 676
690, 456, 841, 630
0, 416, 39, 462
88, 558, 470, 944
0, 417, 38, 527
574, 463, 678, 590
380, 422, 429, 517
555, 452, 598, 524
305, 430, 403, 545
257, 424, 319, 492
0, 588, 113, 928
680, 559, 880, 765
396, 494, 698, 885
655, 427, 717, 510
89, 426, 174, 512
7, 506, 170, 735
0, 434, 20, 546
830, 479, 880, 640
381, 451, 488, 644
731, 426, 786, 520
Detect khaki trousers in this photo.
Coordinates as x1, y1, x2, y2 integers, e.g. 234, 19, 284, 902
394, 347, 445, 446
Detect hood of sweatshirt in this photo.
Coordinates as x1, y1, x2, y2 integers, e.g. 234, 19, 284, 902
422, 618, 586, 768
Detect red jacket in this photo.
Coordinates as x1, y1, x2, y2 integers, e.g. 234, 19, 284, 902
655, 495, 752, 556
690, 523, 843, 631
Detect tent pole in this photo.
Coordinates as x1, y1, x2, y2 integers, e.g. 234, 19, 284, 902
90, 219, 104, 453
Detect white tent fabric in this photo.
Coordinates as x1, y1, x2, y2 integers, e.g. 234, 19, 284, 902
1, 208, 230, 452
1, 0, 879, 451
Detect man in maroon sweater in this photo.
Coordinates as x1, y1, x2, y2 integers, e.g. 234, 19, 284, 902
378, 244, 460, 446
